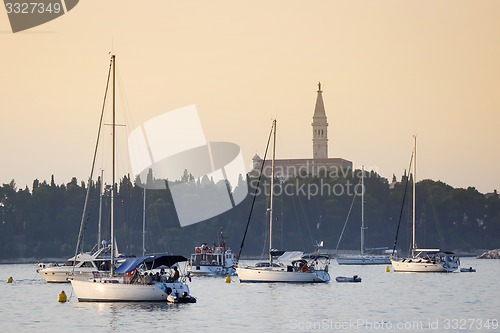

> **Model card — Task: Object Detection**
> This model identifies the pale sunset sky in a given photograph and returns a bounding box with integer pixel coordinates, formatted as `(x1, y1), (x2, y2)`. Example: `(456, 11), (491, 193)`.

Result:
(1, 1), (499, 194)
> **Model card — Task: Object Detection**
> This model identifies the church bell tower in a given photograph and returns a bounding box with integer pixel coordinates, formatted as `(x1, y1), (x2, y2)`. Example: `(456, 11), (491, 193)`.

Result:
(312, 82), (329, 159)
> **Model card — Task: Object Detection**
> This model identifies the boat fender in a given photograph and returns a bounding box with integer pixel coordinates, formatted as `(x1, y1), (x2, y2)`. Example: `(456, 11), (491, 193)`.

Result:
(58, 290), (67, 303)
(385, 266), (390, 272)
(225, 276), (231, 283)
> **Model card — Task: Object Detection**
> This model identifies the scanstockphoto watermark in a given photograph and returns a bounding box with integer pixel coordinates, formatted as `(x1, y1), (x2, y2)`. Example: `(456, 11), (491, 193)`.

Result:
(289, 318), (499, 331)
(253, 161), (379, 181)
(290, 319), (429, 331)
(249, 178), (364, 200)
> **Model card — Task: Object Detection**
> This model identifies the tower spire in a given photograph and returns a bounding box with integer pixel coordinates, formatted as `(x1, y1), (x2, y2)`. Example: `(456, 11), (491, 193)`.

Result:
(312, 82), (329, 159)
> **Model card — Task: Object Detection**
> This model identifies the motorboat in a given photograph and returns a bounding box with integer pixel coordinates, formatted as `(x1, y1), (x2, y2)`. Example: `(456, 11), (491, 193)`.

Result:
(187, 229), (237, 276)
(37, 245), (113, 283)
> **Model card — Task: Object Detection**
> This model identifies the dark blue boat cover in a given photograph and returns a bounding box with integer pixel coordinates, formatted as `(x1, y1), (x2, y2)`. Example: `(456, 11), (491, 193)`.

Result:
(115, 255), (188, 274)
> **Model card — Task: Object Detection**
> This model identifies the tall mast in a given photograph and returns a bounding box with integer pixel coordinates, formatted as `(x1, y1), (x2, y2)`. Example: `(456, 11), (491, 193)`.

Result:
(98, 169), (103, 249)
(269, 119), (276, 265)
(219, 227), (226, 267)
(360, 166), (365, 256)
(411, 135), (417, 258)
(142, 187), (146, 257)
(110, 54), (116, 276)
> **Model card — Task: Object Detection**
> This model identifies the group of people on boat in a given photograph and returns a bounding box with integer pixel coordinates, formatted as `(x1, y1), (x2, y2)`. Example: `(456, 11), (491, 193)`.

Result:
(400, 254), (460, 266)
(287, 259), (314, 273)
(125, 266), (180, 285)
(195, 243), (227, 254)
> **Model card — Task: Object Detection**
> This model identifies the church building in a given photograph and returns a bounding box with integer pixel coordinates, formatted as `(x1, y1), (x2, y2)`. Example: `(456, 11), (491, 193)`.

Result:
(251, 83), (352, 179)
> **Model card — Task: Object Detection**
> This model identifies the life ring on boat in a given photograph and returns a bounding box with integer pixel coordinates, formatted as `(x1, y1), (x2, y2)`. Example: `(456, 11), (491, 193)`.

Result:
(207, 248), (213, 254)
(301, 265), (309, 272)
(195, 247), (202, 254)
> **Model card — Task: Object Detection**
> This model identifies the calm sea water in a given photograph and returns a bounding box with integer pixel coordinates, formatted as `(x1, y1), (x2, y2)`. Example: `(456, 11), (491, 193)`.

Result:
(1, 258), (499, 333)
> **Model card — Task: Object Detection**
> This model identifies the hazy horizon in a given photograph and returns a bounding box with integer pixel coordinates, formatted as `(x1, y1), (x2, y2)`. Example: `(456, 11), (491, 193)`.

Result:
(1, 1), (499, 194)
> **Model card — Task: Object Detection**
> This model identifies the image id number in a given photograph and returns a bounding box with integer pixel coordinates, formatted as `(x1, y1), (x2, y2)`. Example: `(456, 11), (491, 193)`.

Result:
(443, 319), (499, 330)
(5, 2), (62, 14)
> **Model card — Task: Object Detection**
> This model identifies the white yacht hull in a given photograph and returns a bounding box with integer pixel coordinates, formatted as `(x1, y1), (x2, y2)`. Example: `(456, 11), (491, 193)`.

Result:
(187, 244), (237, 276)
(38, 267), (99, 283)
(236, 267), (330, 283)
(70, 279), (191, 302)
(391, 259), (458, 273)
(188, 265), (235, 276)
(336, 255), (391, 265)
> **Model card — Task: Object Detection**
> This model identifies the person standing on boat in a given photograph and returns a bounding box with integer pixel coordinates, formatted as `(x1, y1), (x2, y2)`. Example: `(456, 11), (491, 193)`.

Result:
(145, 272), (153, 285)
(173, 266), (180, 281)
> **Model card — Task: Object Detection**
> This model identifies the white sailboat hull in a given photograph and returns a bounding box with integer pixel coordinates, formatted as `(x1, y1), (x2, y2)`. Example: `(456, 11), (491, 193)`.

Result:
(336, 255), (391, 265)
(391, 259), (458, 273)
(70, 279), (191, 302)
(236, 266), (330, 283)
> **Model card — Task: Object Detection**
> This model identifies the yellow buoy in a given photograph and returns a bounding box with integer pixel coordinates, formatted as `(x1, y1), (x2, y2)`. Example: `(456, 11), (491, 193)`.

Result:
(385, 266), (391, 272)
(58, 290), (67, 303)
(224, 276), (231, 283)
(7, 277), (13, 283)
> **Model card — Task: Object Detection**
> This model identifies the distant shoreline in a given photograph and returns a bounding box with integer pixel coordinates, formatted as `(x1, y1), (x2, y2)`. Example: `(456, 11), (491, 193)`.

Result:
(0, 249), (491, 265)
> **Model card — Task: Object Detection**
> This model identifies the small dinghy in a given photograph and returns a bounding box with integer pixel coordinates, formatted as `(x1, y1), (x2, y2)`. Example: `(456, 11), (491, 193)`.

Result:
(335, 275), (362, 283)
(460, 267), (476, 273)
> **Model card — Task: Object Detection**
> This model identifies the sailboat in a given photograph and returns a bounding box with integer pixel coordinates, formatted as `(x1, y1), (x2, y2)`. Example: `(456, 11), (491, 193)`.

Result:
(391, 136), (459, 273)
(235, 120), (331, 283)
(336, 166), (391, 265)
(70, 55), (196, 302)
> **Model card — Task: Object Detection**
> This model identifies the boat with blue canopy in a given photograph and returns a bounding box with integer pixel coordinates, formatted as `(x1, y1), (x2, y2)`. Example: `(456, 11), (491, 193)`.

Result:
(70, 55), (196, 303)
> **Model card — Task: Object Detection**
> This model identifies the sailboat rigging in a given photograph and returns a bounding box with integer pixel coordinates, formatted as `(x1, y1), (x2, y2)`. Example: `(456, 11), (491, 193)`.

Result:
(70, 55), (196, 302)
(336, 166), (391, 265)
(37, 68), (116, 283)
(235, 120), (331, 283)
(390, 136), (459, 273)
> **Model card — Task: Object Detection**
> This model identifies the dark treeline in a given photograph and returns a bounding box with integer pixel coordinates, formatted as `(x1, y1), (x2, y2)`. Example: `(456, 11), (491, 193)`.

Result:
(1, 170), (499, 260)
